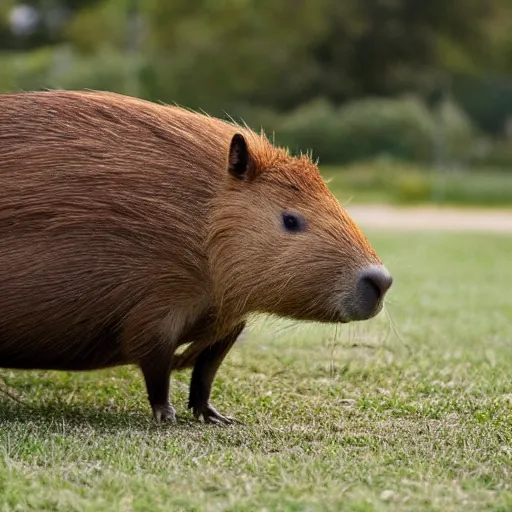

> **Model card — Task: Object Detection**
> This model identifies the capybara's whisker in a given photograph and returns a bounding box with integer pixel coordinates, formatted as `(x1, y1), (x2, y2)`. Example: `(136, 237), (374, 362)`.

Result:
(384, 304), (410, 355)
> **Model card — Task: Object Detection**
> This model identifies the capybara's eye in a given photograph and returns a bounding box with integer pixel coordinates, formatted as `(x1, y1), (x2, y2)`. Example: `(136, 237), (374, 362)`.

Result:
(282, 212), (305, 233)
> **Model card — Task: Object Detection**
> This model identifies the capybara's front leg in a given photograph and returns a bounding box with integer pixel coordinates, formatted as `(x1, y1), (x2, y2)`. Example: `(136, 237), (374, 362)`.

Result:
(188, 323), (245, 424)
(139, 350), (176, 423)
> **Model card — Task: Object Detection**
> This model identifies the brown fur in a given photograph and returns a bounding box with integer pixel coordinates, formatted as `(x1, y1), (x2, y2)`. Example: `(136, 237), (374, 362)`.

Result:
(0, 90), (389, 422)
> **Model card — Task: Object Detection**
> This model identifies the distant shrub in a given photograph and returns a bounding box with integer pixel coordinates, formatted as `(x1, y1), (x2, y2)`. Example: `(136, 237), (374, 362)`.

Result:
(334, 97), (437, 164)
(0, 47), (54, 92)
(453, 75), (512, 136)
(224, 104), (283, 139)
(394, 172), (433, 203)
(269, 96), (480, 166)
(49, 47), (147, 97)
(0, 46), (150, 100)
(434, 98), (478, 163)
(0, 48), (484, 169)
(274, 98), (344, 162)
(272, 96), (438, 164)
(323, 158), (512, 207)
(469, 137), (512, 169)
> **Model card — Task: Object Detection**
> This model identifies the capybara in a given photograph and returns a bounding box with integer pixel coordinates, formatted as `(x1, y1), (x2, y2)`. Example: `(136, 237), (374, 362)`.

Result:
(0, 90), (392, 424)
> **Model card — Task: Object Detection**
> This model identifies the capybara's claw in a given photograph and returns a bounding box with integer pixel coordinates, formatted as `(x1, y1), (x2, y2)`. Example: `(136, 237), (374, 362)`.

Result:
(193, 403), (239, 425)
(152, 403), (176, 424)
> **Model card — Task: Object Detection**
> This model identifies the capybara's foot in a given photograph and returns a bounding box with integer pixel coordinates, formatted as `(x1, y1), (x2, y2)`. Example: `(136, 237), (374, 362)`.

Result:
(192, 402), (239, 425)
(152, 403), (176, 424)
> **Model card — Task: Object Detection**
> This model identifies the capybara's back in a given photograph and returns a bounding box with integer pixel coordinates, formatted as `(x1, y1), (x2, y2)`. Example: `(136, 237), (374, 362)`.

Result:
(0, 91), (222, 370)
(0, 90), (392, 424)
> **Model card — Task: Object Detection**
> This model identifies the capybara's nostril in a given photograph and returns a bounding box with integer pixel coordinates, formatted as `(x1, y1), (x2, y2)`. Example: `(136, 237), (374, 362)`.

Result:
(353, 266), (393, 320)
(360, 266), (393, 298)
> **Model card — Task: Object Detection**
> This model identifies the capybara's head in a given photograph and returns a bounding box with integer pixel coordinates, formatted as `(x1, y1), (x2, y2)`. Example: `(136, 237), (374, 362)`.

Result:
(208, 131), (392, 327)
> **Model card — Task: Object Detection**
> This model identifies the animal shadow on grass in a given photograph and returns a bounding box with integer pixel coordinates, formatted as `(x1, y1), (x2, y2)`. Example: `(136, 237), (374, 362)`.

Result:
(0, 398), (209, 434)
(0, 371), (214, 433)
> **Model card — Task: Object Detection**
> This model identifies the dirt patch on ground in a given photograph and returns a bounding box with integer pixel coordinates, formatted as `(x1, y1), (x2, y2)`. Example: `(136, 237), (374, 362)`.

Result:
(346, 204), (512, 233)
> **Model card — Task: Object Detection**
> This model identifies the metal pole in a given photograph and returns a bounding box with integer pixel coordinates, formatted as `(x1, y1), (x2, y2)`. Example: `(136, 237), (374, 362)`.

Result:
(431, 79), (449, 203)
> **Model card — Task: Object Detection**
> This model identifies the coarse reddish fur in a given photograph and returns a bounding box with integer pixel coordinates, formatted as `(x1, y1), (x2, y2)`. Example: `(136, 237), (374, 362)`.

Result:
(0, 90), (387, 422)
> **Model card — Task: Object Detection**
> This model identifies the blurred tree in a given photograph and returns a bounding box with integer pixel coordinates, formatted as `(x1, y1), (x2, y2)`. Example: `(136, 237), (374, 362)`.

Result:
(0, 0), (510, 137)
(139, 0), (509, 113)
(141, 0), (328, 113)
(0, 0), (103, 50)
(310, 0), (498, 101)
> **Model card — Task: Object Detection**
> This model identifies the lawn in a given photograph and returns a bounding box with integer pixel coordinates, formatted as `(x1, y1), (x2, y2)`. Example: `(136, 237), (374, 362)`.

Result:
(1, 230), (511, 511)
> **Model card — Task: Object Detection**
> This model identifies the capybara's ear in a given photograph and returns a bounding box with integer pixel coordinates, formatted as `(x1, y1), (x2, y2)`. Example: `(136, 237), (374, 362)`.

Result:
(228, 133), (257, 181)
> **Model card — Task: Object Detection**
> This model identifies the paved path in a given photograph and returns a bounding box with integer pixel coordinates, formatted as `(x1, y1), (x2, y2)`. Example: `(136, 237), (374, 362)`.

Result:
(345, 204), (512, 233)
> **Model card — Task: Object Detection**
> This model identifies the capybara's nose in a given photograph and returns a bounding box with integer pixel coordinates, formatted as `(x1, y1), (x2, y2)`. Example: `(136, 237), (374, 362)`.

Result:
(353, 265), (393, 320)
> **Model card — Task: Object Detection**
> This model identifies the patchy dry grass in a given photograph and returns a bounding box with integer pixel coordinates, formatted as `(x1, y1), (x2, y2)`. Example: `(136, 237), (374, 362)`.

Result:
(1, 231), (511, 511)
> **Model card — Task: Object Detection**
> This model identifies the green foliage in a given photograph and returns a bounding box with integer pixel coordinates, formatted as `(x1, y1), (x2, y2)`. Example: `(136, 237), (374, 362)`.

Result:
(273, 97), (478, 166)
(394, 171), (433, 203)
(276, 97), (436, 164)
(335, 97), (437, 163)
(52, 48), (146, 97)
(471, 139), (512, 169)
(323, 160), (512, 206)
(453, 75), (512, 135)
(64, 0), (129, 54)
(0, 47), (146, 98)
(275, 98), (346, 163)
(0, 47), (54, 91)
(435, 98), (478, 162)
(2, 0), (511, 111)
(0, 0), (510, 167)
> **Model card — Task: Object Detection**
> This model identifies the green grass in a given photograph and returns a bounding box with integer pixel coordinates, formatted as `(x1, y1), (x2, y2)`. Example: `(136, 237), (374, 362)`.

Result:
(322, 160), (512, 207)
(1, 231), (512, 511)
